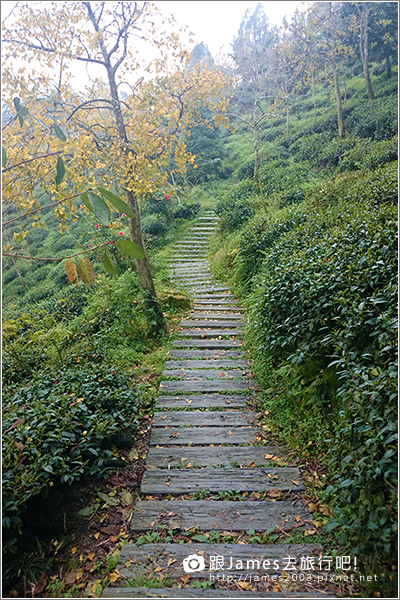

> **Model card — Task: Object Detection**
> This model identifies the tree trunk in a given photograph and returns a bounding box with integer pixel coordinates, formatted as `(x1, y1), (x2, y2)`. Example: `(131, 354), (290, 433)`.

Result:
(126, 189), (167, 337)
(359, 3), (375, 100)
(331, 55), (344, 138)
(12, 257), (27, 291)
(385, 53), (392, 79)
(286, 100), (290, 135)
(312, 73), (317, 120)
(105, 65), (167, 337)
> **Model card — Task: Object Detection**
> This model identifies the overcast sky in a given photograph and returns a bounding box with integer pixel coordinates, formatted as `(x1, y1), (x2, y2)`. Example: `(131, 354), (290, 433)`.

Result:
(155, 1), (306, 58)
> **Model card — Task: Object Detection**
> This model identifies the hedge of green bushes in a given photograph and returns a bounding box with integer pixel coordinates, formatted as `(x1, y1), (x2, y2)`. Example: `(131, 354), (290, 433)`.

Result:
(232, 192), (397, 559)
(2, 364), (146, 554)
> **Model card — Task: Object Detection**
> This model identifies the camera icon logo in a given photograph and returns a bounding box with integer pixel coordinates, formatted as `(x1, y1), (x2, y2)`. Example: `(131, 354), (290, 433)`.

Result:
(182, 554), (206, 573)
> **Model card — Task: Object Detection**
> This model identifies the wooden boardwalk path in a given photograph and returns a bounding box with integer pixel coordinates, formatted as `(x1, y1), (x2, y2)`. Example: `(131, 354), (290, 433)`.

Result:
(101, 212), (335, 598)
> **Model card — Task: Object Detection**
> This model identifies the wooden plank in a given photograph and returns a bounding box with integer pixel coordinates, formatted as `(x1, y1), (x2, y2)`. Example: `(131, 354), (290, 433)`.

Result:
(141, 468), (303, 494)
(152, 410), (255, 427)
(191, 295), (236, 300)
(167, 350), (246, 359)
(159, 380), (248, 392)
(191, 286), (231, 293)
(188, 313), (245, 320)
(102, 589), (332, 598)
(115, 542), (325, 582)
(193, 299), (241, 305)
(156, 394), (252, 410)
(162, 369), (247, 380)
(164, 360), (248, 369)
(149, 426), (263, 446)
(146, 445), (286, 468)
(180, 320), (244, 328)
(172, 340), (244, 349)
(176, 330), (244, 338)
(130, 499), (309, 532)
(169, 270), (211, 275)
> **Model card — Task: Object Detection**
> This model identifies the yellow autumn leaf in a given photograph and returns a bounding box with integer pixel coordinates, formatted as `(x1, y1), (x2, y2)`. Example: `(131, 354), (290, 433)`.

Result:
(108, 570), (121, 583)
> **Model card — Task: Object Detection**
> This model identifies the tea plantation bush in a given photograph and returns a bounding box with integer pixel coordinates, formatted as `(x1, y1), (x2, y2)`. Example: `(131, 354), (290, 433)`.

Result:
(173, 201), (201, 220)
(244, 198), (397, 558)
(2, 364), (146, 553)
(215, 180), (255, 232)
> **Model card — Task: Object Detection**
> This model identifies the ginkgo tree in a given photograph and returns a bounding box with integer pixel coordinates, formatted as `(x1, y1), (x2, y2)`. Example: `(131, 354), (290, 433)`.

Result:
(2, 1), (234, 335)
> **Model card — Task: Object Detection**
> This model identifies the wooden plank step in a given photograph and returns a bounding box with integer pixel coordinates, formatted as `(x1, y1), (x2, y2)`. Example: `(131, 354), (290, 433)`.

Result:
(161, 369), (247, 380)
(191, 294), (236, 300)
(102, 589), (332, 598)
(146, 445), (285, 469)
(152, 410), (255, 427)
(176, 330), (244, 338)
(174, 241), (209, 245)
(180, 320), (244, 328)
(193, 299), (241, 304)
(149, 426), (263, 446)
(191, 286), (231, 292)
(115, 542), (324, 581)
(172, 340), (244, 349)
(169, 268), (211, 274)
(188, 313), (245, 319)
(164, 359), (248, 369)
(156, 394), (251, 409)
(130, 499), (310, 533)
(141, 468), (303, 494)
(159, 380), (248, 392)
(167, 350), (246, 359)
(192, 308), (244, 314)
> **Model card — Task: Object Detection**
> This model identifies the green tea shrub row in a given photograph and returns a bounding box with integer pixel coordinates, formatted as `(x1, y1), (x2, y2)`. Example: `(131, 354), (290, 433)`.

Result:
(2, 364), (145, 553)
(244, 199), (397, 557)
(259, 161), (315, 196)
(345, 96), (398, 140)
(339, 135), (398, 171)
(141, 214), (168, 236)
(215, 180), (255, 232)
(172, 201), (201, 220)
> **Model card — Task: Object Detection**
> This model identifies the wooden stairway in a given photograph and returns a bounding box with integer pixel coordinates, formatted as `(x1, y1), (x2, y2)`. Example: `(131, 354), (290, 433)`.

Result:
(101, 211), (335, 598)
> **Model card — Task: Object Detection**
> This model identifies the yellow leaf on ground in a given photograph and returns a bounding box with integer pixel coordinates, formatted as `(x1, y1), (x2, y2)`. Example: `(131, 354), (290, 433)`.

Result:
(167, 558), (177, 566)
(181, 573), (191, 584)
(108, 571), (121, 583)
(91, 579), (103, 596)
(237, 581), (253, 590)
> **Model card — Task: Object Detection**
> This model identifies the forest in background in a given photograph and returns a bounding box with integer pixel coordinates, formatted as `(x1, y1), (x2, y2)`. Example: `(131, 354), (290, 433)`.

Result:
(2, 1), (398, 597)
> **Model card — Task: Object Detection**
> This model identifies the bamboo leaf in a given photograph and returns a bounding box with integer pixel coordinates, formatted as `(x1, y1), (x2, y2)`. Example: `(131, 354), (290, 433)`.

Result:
(65, 259), (78, 285)
(77, 257), (95, 285)
(55, 156), (65, 187)
(116, 239), (145, 259)
(103, 249), (118, 274)
(97, 187), (135, 219)
(54, 124), (67, 141)
(89, 192), (110, 226)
